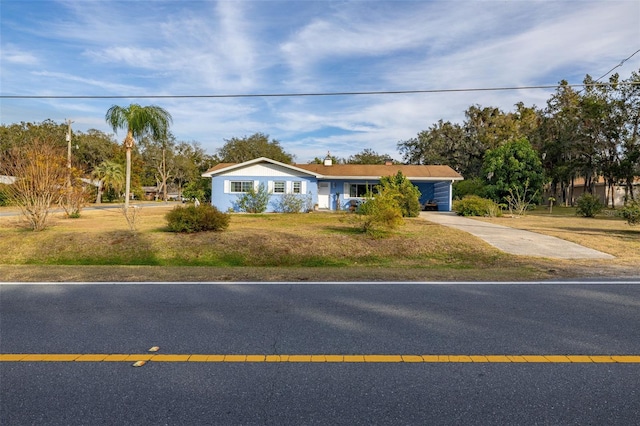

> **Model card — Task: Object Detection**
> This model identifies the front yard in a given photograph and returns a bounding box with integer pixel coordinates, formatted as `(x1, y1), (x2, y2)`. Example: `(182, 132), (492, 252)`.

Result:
(0, 204), (637, 281)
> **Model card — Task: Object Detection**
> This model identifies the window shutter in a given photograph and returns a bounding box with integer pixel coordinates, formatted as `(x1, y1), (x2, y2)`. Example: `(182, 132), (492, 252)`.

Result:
(301, 181), (307, 194)
(254, 180), (259, 191)
(268, 181), (274, 192)
(343, 183), (350, 198)
(286, 181), (292, 194)
(224, 180), (230, 193)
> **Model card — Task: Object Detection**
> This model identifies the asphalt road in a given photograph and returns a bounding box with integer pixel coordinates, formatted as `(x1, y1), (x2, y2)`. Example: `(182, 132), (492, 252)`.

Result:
(1, 282), (639, 425)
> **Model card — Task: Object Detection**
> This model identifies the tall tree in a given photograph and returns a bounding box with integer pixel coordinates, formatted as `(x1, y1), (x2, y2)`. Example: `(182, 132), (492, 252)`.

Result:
(173, 141), (213, 200)
(216, 133), (293, 163)
(538, 80), (582, 205)
(0, 120), (67, 160)
(74, 129), (121, 174)
(482, 138), (545, 205)
(464, 104), (541, 165)
(105, 104), (172, 210)
(139, 132), (177, 201)
(464, 105), (509, 151)
(617, 69), (640, 202)
(585, 74), (627, 206)
(347, 148), (393, 164)
(398, 104), (540, 179)
(397, 120), (474, 175)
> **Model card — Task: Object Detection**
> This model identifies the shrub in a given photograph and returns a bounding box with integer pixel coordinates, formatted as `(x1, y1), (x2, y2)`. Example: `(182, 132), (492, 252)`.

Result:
(575, 193), (603, 218)
(621, 200), (640, 226)
(453, 195), (502, 217)
(236, 183), (270, 213)
(273, 193), (311, 213)
(378, 171), (421, 217)
(453, 177), (487, 199)
(504, 182), (538, 216)
(353, 187), (404, 236)
(2, 138), (68, 231)
(59, 170), (92, 219)
(166, 204), (230, 233)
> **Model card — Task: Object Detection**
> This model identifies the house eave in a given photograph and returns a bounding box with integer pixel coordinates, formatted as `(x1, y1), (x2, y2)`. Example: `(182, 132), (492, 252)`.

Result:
(202, 157), (322, 178)
(318, 175), (464, 181)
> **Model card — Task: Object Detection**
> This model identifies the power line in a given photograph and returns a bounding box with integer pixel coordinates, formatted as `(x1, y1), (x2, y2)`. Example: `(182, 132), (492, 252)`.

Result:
(593, 49), (640, 83)
(1, 82), (638, 100)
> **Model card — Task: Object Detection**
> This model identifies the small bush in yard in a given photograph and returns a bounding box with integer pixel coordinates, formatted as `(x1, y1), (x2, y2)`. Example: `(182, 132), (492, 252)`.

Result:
(353, 187), (404, 236)
(273, 193), (310, 213)
(575, 193), (603, 218)
(378, 171), (422, 217)
(237, 183), (270, 213)
(166, 204), (230, 233)
(453, 195), (501, 217)
(621, 201), (640, 226)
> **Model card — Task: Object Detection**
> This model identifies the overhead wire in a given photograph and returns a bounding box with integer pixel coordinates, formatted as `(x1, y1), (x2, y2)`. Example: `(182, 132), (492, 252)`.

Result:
(592, 49), (640, 83)
(1, 49), (639, 100)
(1, 82), (638, 100)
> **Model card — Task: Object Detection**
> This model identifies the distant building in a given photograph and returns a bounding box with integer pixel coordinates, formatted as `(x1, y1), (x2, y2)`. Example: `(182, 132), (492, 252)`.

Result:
(545, 177), (640, 207)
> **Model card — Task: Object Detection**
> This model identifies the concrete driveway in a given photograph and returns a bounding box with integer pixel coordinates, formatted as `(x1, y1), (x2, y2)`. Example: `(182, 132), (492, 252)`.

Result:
(421, 212), (614, 259)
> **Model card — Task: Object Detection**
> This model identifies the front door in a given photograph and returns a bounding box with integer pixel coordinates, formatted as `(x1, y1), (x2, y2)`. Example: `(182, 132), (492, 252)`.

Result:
(318, 182), (330, 209)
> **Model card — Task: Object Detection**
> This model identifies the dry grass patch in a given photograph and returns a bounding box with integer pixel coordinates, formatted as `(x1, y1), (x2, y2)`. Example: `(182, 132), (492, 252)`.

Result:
(473, 208), (640, 270)
(1, 204), (637, 281)
(1, 206), (508, 268)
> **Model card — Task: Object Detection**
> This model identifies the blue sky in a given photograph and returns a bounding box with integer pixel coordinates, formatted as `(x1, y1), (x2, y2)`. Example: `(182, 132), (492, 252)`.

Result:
(1, 1), (639, 163)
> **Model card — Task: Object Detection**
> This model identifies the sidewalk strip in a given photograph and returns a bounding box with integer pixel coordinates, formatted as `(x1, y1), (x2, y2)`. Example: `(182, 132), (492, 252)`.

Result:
(1, 354), (639, 363)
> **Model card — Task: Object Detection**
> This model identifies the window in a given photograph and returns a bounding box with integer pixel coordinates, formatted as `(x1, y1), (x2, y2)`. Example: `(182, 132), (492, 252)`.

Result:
(230, 181), (253, 193)
(273, 181), (285, 194)
(292, 181), (302, 194)
(349, 183), (376, 197)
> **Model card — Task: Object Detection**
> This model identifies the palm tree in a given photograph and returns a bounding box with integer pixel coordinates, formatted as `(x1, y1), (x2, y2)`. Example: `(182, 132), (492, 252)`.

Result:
(105, 104), (172, 210)
(92, 160), (125, 203)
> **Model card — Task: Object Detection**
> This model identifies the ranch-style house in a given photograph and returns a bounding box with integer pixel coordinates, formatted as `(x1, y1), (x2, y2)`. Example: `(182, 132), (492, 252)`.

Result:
(202, 157), (463, 212)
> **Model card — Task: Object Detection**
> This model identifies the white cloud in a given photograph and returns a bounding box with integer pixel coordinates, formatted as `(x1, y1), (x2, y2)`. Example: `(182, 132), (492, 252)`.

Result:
(1, 45), (39, 65)
(31, 71), (141, 94)
(1, 0), (639, 163)
(85, 46), (166, 69)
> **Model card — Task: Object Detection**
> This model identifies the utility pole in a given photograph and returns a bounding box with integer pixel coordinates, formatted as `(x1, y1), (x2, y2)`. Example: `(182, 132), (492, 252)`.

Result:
(65, 119), (74, 188)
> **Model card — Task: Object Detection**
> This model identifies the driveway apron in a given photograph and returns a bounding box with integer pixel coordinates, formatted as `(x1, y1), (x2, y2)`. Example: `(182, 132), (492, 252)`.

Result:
(421, 212), (614, 259)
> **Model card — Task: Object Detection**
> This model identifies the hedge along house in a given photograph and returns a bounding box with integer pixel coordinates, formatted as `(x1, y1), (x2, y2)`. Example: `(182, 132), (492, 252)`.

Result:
(202, 157), (463, 212)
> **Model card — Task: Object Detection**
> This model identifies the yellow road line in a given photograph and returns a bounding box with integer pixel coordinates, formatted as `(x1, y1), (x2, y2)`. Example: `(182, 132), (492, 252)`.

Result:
(1, 354), (640, 363)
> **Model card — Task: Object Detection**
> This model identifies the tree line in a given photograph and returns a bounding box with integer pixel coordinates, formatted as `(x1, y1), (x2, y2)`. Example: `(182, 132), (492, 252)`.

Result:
(0, 119), (213, 204)
(397, 70), (640, 207)
(0, 122), (400, 208)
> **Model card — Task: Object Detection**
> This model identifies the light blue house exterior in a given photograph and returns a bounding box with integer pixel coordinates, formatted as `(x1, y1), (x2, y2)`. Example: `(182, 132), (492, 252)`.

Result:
(202, 157), (463, 212)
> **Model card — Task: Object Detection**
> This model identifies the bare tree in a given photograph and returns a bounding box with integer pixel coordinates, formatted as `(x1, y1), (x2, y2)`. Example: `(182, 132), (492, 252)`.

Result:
(59, 166), (92, 218)
(1, 138), (68, 230)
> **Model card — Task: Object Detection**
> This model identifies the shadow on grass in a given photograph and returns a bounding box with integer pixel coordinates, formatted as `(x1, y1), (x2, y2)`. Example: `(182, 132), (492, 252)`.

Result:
(324, 226), (365, 235)
(26, 231), (162, 266)
(554, 226), (639, 238)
